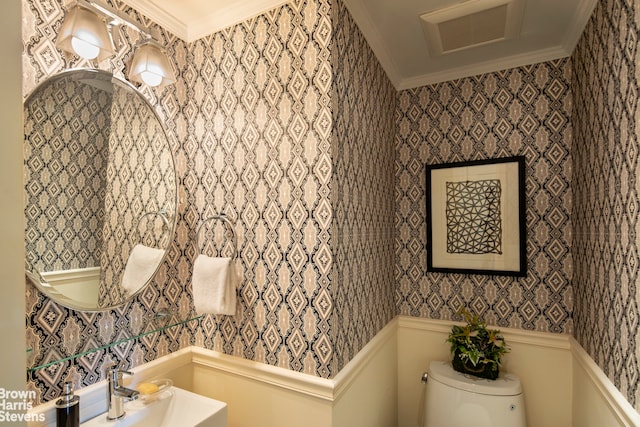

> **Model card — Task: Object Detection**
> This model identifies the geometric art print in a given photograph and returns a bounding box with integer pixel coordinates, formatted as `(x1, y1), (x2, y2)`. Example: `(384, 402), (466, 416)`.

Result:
(446, 179), (502, 254)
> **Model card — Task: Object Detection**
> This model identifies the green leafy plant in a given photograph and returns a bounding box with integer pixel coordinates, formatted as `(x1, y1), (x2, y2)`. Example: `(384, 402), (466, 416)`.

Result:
(446, 307), (509, 379)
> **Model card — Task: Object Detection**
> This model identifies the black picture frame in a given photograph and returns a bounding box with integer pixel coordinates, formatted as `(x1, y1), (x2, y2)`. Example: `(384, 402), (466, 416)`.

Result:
(426, 156), (527, 277)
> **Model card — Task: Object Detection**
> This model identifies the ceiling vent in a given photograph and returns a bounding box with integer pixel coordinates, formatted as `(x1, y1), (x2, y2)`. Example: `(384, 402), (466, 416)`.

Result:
(420, 0), (525, 56)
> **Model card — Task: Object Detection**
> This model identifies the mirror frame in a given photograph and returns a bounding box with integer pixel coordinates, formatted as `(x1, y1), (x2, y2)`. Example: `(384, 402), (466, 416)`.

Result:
(24, 68), (177, 311)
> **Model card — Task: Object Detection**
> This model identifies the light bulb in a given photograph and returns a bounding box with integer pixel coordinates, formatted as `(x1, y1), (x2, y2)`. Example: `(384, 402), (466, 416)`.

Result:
(129, 42), (176, 87)
(71, 36), (100, 59)
(140, 71), (163, 87)
(56, 6), (114, 61)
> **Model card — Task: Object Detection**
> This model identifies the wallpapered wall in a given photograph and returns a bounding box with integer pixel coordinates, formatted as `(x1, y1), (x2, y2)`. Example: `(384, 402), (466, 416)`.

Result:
(151, 0), (396, 379)
(24, 0), (396, 402)
(329, 0), (396, 372)
(182, 0), (338, 376)
(395, 60), (574, 333)
(26, 0), (640, 411)
(572, 0), (640, 407)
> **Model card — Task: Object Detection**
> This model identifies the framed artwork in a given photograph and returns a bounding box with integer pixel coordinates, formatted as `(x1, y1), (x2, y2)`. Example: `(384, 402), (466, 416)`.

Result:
(426, 156), (526, 277)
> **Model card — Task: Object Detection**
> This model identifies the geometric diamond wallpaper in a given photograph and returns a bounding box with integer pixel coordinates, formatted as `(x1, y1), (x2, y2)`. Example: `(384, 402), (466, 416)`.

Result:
(22, 0), (640, 413)
(181, 0), (337, 378)
(395, 59), (574, 334)
(330, 0), (396, 373)
(572, 0), (640, 408)
(24, 0), (397, 403)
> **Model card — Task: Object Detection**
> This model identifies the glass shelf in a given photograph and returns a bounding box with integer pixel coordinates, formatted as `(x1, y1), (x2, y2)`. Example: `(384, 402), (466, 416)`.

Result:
(27, 312), (202, 372)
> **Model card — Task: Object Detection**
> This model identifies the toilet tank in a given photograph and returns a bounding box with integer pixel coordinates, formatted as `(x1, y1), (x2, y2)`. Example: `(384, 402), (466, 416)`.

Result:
(424, 361), (526, 427)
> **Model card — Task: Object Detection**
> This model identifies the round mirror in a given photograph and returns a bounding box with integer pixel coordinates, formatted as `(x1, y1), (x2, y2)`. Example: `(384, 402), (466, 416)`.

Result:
(24, 69), (176, 311)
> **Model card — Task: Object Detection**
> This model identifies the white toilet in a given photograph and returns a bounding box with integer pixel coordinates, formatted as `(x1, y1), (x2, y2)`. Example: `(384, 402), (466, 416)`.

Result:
(424, 361), (526, 427)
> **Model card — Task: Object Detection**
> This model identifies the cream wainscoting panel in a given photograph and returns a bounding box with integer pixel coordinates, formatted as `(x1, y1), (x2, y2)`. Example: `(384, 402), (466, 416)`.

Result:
(190, 318), (398, 427)
(397, 316), (572, 427)
(191, 349), (333, 427)
(397, 317), (451, 427)
(571, 337), (640, 427)
(154, 325), (640, 427)
(331, 319), (397, 427)
(28, 319), (640, 427)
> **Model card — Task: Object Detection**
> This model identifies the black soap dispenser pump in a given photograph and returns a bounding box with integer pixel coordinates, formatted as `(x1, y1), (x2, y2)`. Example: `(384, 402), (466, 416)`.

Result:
(56, 382), (79, 427)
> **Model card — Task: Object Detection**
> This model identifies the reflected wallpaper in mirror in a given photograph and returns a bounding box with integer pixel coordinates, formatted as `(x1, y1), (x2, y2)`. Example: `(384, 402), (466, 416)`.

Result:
(24, 69), (176, 311)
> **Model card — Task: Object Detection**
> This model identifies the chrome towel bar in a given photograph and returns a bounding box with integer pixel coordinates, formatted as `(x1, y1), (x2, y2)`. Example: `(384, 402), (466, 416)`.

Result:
(195, 214), (238, 259)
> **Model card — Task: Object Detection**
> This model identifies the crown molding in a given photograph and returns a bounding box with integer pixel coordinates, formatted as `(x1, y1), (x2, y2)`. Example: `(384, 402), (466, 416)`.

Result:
(561, 0), (597, 52)
(123, 0), (290, 42)
(340, 0), (403, 89)
(122, 0), (189, 40)
(188, 0), (290, 42)
(396, 45), (571, 90)
(123, 0), (595, 87)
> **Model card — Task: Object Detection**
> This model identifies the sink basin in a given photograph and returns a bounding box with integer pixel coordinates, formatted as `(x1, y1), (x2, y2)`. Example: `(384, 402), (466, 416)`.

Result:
(81, 386), (227, 426)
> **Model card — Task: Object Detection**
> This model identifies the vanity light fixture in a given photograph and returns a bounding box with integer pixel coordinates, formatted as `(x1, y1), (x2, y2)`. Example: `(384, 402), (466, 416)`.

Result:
(56, 4), (114, 61)
(55, 0), (175, 87)
(128, 40), (176, 87)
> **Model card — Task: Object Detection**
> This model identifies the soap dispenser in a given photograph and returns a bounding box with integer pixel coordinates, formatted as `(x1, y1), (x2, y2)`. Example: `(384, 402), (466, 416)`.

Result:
(56, 382), (79, 427)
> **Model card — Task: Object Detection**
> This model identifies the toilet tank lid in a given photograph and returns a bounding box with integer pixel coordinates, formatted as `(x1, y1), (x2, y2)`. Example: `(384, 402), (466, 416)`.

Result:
(428, 361), (522, 396)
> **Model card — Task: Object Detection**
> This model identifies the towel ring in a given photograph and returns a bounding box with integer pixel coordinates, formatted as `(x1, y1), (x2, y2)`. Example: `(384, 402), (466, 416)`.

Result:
(195, 214), (238, 259)
(137, 209), (170, 242)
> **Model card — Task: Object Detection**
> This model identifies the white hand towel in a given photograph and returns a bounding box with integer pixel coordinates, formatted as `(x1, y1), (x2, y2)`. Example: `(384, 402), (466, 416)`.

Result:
(192, 255), (237, 315)
(122, 244), (165, 296)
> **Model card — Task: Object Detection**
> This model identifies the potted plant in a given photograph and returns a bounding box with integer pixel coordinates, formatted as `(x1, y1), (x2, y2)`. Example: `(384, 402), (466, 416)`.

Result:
(446, 307), (509, 380)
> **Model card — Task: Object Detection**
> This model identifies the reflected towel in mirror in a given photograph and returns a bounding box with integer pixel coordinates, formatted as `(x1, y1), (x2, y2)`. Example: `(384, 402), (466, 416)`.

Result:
(122, 244), (165, 296)
(192, 255), (237, 315)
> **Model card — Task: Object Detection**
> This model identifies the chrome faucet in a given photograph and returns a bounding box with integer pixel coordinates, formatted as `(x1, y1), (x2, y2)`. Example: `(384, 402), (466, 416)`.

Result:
(106, 364), (139, 421)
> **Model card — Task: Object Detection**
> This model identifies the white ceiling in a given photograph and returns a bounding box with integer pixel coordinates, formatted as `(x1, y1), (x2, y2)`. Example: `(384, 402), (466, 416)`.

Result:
(121, 0), (290, 42)
(122, 0), (597, 90)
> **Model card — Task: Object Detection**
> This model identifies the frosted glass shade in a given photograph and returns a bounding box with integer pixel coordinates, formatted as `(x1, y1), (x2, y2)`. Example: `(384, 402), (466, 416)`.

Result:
(128, 42), (176, 87)
(55, 5), (114, 61)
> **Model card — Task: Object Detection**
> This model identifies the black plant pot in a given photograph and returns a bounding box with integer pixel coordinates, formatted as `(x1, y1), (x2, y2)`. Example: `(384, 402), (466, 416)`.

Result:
(452, 349), (499, 380)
